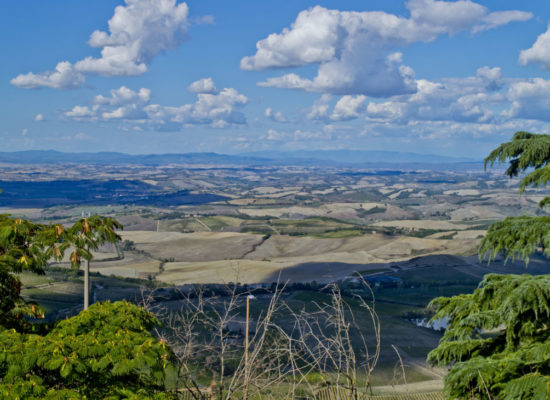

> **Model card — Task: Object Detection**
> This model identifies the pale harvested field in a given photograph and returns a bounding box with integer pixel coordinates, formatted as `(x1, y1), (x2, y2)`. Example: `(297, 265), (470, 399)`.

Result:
(245, 234), (394, 260)
(228, 198), (258, 205)
(256, 190), (306, 198)
(388, 189), (414, 199)
(425, 231), (458, 239)
(239, 206), (321, 218)
(453, 230), (486, 239)
(443, 189), (480, 196)
(156, 257), (391, 285)
(410, 190), (427, 198)
(372, 220), (471, 230)
(238, 202), (385, 218)
(77, 227), (483, 284)
(53, 247), (119, 263)
(203, 215), (243, 227)
(371, 205), (415, 221)
(0, 207), (43, 216)
(449, 206), (504, 221)
(368, 237), (477, 259)
(150, 232), (481, 284)
(251, 186), (302, 194)
(378, 188), (394, 195)
(89, 251), (161, 279)
(90, 261), (160, 279)
(228, 198), (279, 205)
(51, 249), (161, 279)
(120, 231), (264, 261)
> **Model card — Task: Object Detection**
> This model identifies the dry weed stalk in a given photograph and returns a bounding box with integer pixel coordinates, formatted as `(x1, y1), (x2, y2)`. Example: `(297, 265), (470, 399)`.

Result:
(286, 279), (381, 399)
(141, 277), (383, 399)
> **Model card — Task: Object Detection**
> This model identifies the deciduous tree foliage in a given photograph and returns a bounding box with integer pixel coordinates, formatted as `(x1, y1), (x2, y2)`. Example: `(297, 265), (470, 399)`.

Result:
(0, 210), (176, 398)
(0, 301), (177, 399)
(0, 214), (63, 330)
(63, 215), (122, 309)
(428, 131), (550, 399)
(0, 212), (121, 328)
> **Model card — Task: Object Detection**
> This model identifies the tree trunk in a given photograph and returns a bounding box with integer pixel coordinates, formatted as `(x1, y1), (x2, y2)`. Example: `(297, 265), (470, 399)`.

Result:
(84, 258), (90, 310)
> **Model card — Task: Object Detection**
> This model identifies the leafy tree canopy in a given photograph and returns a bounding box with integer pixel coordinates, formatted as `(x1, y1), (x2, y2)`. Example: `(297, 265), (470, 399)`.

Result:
(0, 301), (177, 400)
(0, 199), (172, 398)
(0, 214), (64, 330)
(63, 215), (122, 267)
(0, 212), (122, 329)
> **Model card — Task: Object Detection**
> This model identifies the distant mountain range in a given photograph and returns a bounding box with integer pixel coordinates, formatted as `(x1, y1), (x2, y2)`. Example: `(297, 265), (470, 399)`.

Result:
(0, 150), (266, 165)
(0, 150), (480, 167)
(240, 150), (476, 164)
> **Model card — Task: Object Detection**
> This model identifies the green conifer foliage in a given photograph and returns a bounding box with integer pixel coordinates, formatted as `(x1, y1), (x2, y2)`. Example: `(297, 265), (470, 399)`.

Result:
(428, 274), (550, 399)
(481, 131), (550, 263)
(0, 301), (177, 399)
(428, 131), (550, 399)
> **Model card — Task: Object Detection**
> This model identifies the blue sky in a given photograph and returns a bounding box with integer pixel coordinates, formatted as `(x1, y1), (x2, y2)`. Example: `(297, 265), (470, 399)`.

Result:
(3, 0), (550, 157)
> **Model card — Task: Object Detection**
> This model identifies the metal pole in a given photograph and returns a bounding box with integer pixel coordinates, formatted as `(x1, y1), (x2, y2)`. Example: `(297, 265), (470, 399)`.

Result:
(84, 258), (89, 310)
(244, 296), (250, 400)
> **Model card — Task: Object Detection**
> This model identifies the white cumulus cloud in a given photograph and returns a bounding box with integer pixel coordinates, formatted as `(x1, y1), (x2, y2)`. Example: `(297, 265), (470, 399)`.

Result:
(519, 24), (550, 70)
(331, 95), (366, 121)
(472, 10), (532, 34)
(265, 129), (289, 141)
(307, 94), (332, 121)
(75, 0), (189, 76)
(65, 105), (97, 119)
(94, 86), (152, 106)
(365, 67), (503, 124)
(504, 78), (550, 121)
(264, 107), (289, 123)
(34, 114), (45, 122)
(145, 88), (248, 128)
(12, 0), (190, 89)
(188, 78), (218, 93)
(244, 2), (531, 96)
(11, 62), (85, 90)
(306, 94), (366, 121)
(65, 80), (248, 129)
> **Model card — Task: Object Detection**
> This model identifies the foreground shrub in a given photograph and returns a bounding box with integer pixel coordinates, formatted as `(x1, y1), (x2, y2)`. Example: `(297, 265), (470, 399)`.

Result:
(0, 301), (177, 400)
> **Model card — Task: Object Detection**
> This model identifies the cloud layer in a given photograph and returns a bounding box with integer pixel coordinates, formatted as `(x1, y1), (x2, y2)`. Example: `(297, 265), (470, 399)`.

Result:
(64, 79), (248, 129)
(294, 66), (550, 134)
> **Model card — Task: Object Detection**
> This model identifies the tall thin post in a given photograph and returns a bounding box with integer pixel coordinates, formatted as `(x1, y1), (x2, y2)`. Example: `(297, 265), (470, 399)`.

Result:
(244, 295), (250, 400)
(84, 258), (90, 310)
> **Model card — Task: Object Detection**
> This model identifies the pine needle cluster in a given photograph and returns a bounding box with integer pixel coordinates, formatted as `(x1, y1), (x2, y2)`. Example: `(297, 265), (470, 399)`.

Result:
(428, 131), (550, 399)
(428, 274), (550, 399)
